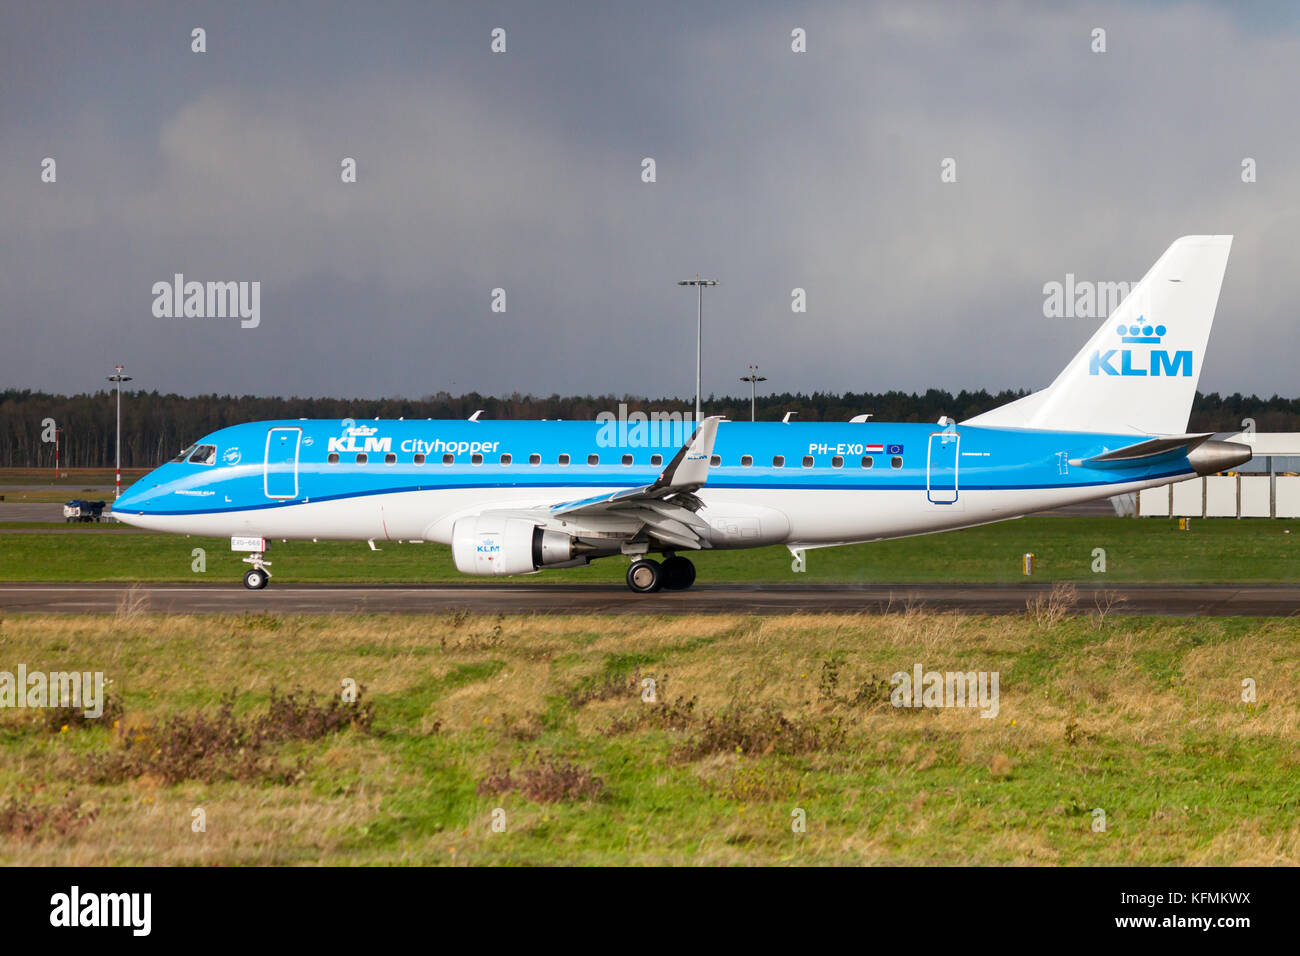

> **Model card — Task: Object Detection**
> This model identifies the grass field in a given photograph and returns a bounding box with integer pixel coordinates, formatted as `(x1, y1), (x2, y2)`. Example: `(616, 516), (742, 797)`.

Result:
(1, 516), (1297, 584)
(1, 609), (1296, 865)
(0, 468), (147, 488)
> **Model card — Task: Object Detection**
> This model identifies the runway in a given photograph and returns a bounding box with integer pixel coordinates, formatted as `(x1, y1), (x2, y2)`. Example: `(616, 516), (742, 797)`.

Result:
(1, 582), (1297, 616)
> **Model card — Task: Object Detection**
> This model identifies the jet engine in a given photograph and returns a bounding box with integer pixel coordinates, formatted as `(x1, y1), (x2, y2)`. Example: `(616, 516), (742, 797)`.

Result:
(451, 515), (581, 576)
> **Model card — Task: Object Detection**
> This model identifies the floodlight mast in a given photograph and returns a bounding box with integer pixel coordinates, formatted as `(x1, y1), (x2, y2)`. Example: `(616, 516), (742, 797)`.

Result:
(106, 365), (133, 499)
(740, 365), (768, 422)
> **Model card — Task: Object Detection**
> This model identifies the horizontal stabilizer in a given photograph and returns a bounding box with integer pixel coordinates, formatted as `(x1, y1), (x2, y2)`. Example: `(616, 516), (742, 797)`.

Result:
(1069, 434), (1212, 469)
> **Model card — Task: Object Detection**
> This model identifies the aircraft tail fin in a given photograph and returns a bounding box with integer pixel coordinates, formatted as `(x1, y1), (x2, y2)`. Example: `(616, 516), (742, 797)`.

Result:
(964, 235), (1233, 435)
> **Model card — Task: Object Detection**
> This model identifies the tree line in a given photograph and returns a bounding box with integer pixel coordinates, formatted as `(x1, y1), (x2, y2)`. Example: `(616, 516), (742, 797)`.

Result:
(1, 387), (1296, 468)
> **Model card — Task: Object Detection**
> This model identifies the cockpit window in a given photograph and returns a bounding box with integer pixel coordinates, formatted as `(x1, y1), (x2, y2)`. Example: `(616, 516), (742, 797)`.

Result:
(188, 444), (217, 465)
(172, 444), (198, 463)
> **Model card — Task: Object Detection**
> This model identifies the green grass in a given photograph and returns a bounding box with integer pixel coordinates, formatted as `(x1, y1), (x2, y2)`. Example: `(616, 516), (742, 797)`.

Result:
(1, 611), (1296, 864)
(1, 516), (1297, 583)
(0, 468), (147, 487)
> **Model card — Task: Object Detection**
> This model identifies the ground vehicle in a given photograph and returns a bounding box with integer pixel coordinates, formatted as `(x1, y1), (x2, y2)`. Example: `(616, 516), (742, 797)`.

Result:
(63, 499), (106, 523)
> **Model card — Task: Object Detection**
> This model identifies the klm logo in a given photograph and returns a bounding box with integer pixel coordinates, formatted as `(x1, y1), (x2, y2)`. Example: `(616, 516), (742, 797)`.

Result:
(476, 538), (501, 554)
(1088, 317), (1192, 377)
(326, 425), (392, 455)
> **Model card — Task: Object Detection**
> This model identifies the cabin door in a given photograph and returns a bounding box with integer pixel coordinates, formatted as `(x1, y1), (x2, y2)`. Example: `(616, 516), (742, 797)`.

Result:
(927, 431), (960, 504)
(264, 427), (301, 499)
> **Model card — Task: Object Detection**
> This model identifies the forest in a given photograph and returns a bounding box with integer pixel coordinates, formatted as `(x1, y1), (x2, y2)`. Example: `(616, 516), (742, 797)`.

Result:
(2, 387), (1296, 467)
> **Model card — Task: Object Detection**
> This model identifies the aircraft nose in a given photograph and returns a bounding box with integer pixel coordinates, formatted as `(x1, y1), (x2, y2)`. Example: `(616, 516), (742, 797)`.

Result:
(111, 471), (158, 513)
(110, 486), (140, 513)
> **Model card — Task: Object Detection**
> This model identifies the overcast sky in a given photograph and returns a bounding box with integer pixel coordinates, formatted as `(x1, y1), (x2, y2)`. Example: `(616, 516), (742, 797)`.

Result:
(3, 0), (1298, 401)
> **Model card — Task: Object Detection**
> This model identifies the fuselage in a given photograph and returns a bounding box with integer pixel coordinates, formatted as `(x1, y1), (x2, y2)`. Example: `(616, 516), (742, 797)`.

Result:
(112, 418), (1201, 549)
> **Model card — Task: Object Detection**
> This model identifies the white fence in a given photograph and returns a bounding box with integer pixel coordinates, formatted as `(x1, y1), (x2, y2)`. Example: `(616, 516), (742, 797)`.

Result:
(1138, 475), (1300, 518)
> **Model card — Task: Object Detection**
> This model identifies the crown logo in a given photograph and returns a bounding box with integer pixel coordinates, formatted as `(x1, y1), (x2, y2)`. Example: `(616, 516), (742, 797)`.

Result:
(1116, 315), (1166, 344)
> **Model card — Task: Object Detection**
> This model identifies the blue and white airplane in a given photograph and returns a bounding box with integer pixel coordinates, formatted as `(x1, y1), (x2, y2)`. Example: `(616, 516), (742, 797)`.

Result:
(113, 236), (1250, 593)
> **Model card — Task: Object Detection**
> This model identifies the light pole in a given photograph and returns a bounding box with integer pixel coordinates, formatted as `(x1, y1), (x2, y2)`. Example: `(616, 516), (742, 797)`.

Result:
(740, 365), (767, 422)
(107, 365), (132, 499)
(677, 277), (718, 425)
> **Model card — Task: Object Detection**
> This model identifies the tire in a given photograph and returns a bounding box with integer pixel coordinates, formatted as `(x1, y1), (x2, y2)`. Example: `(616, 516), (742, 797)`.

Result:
(660, 555), (696, 590)
(626, 558), (663, 594)
(243, 568), (269, 590)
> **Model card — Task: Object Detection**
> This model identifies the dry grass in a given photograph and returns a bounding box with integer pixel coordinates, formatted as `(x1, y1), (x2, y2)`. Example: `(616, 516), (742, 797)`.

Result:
(0, 610), (1296, 864)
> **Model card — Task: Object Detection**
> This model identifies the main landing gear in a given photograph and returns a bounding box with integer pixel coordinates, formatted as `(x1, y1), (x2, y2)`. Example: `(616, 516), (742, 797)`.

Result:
(242, 552), (272, 590)
(625, 555), (696, 594)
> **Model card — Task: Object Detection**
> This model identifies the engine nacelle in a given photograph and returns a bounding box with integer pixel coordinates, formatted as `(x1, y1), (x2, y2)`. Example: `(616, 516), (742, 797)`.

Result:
(451, 515), (577, 576)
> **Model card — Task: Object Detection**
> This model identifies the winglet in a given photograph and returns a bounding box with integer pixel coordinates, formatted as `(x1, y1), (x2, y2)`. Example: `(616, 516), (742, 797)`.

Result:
(653, 415), (722, 493)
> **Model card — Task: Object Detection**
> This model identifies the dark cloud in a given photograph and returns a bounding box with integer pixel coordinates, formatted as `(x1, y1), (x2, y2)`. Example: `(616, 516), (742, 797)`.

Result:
(3, 1), (1297, 400)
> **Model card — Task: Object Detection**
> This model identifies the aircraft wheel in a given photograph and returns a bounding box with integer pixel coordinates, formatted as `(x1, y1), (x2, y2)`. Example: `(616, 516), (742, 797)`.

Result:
(626, 559), (663, 594)
(243, 568), (270, 590)
(660, 555), (696, 590)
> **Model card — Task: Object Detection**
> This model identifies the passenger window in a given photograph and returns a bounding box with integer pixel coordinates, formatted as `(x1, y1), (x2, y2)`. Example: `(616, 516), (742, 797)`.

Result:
(529, 454), (541, 466)
(891, 456), (903, 469)
(413, 453), (425, 465)
(328, 452), (339, 465)
(384, 453), (396, 465)
(356, 453), (368, 464)
(501, 453), (512, 465)
(442, 453), (454, 465)
(622, 454), (633, 466)
(559, 454), (570, 466)
(471, 453), (483, 465)
(802, 456), (814, 467)
(188, 445), (216, 465)
(587, 454), (599, 466)
(710, 455), (721, 466)
(832, 456), (843, 468)
(741, 455), (753, 467)
(861, 456), (873, 469)
(773, 455), (785, 467)
(650, 454), (663, 466)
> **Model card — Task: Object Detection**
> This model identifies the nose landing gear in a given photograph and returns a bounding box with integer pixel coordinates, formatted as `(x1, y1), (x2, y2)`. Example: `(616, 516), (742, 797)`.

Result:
(242, 552), (272, 590)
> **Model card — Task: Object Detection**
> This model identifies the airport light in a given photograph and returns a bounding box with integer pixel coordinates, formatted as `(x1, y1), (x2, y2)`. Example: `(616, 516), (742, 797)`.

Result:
(106, 365), (132, 499)
(677, 277), (719, 426)
(740, 365), (767, 422)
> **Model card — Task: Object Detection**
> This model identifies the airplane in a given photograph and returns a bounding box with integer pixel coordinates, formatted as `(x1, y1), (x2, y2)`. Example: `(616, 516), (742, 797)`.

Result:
(112, 235), (1250, 594)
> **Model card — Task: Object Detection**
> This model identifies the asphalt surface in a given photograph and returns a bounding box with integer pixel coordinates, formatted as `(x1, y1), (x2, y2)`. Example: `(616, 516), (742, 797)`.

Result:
(0, 502), (74, 521)
(0, 582), (1296, 616)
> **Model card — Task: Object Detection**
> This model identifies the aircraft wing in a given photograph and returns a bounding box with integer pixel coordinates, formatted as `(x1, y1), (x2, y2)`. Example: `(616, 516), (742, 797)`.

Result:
(550, 415), (721, 516)
(542, 415), (722, 550)
(463, 416), (723, 552)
